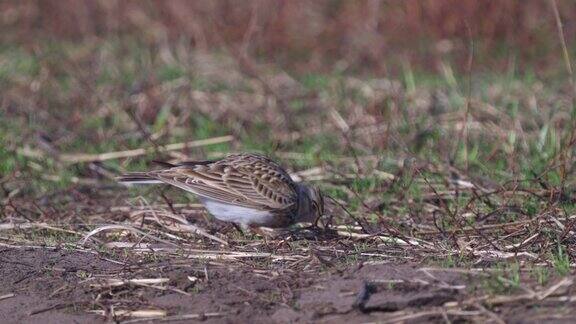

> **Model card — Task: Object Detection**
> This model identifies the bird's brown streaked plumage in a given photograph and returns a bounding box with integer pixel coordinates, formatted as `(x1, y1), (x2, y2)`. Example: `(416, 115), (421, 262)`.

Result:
(118, 153), (324, 228)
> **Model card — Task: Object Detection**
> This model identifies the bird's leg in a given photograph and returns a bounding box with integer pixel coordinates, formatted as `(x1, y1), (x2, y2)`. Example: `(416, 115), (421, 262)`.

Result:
(250, 225), (284, 246)
(230, 223), (256, 240)
(248, 225), (265, 238)
(235, 223), (268, 240)
(232, 223), (245, 234)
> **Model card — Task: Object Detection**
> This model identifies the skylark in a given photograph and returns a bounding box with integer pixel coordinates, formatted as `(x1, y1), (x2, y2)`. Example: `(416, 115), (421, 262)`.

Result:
(118, 153), (325, 230)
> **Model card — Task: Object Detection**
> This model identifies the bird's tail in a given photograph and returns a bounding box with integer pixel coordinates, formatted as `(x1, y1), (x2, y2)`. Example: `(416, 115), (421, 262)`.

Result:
(116, 172), (163, 185)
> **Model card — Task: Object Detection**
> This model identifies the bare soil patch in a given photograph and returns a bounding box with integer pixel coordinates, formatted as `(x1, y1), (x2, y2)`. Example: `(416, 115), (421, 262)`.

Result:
(1, 245), (574, 323)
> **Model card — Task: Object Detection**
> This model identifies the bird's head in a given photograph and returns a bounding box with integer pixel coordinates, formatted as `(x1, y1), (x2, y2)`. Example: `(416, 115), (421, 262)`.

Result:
(296, 184), (325, 224)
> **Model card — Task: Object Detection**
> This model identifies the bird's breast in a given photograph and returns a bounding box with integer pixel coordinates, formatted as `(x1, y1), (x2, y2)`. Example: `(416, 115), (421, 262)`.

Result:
(202, 199), (277, 226)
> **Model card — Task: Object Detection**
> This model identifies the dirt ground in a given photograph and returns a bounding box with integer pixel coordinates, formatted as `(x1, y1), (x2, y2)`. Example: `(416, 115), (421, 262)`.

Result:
(1, 189), (575, 324)
(1, 245), (574, 324)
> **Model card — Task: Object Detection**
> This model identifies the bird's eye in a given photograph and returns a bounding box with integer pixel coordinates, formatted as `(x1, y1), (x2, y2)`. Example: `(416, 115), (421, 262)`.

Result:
(312, 201), (319, 212)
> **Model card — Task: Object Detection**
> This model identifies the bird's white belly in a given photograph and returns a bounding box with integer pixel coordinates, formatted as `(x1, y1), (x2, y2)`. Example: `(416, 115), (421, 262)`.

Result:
(202, 200), (273, 226)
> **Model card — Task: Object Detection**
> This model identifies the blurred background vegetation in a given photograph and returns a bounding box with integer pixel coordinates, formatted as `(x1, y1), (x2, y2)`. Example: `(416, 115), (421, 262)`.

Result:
(2, 1), (576, 74)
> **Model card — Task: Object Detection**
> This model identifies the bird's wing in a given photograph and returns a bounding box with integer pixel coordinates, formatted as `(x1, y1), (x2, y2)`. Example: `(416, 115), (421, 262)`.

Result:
(150, 154), (297, 210)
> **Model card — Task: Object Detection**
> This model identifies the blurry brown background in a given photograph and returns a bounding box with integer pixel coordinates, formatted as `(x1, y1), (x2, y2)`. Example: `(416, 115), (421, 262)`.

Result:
(2, 0), (575, 74)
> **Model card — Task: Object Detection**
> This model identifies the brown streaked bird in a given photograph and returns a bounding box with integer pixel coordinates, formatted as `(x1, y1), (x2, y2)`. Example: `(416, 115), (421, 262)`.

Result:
(117, 153), (325, 230)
